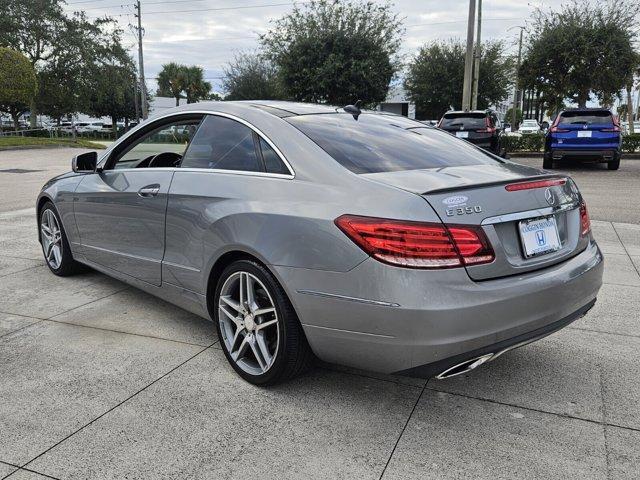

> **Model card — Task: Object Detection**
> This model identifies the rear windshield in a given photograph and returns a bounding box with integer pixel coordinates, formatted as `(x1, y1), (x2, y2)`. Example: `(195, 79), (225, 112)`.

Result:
(559, 111), (613, 125)
(286, 114), (499, 174)
(440, 113), (487, 129)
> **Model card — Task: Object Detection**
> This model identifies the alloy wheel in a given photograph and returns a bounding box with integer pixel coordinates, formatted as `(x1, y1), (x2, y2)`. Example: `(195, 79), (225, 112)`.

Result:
(218, 271), (279, 376)
(41, 209), (63, 270)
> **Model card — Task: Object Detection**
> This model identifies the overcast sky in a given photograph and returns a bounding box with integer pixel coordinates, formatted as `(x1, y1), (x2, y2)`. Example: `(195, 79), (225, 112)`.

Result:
(65, 0), (552, 94)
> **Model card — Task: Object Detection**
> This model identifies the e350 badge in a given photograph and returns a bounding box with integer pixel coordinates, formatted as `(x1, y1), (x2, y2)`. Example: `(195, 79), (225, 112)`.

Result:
(442, 195), (483, 217)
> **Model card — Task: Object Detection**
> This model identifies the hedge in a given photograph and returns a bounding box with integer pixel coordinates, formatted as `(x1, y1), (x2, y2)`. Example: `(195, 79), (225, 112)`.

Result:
(503, 133), (640, 153)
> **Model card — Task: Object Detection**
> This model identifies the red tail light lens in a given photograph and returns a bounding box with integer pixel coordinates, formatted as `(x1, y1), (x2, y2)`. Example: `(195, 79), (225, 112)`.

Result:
(505, 178), (566, 191)
(601, 126), (621, 132)
(549, 126), (570, 133)
(334, 215), (494, 269)
(476, 117), (496, 133)
(580, 201), (591, 236)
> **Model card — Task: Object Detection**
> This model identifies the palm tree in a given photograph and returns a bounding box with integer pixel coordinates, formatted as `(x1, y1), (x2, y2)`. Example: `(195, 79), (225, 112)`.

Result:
(182, 66), (212, 104)
(156, 62), (186, 106)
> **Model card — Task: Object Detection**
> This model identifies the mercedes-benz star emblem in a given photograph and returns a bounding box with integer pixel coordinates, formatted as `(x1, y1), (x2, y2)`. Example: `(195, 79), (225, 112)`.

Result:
(545, 188), (556, 206)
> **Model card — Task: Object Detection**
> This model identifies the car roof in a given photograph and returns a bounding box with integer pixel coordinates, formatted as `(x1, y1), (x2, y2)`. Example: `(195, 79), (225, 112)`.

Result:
(158, 100), (343, 118)
(560, 108), (612, 113)
(443, 110), (491, 115)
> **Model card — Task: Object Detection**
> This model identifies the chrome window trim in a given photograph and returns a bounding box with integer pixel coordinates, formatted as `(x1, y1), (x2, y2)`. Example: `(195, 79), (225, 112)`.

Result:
(103, 166), (293, 180)
(481, 202), (578, 225)
(98, 110), (296, 179)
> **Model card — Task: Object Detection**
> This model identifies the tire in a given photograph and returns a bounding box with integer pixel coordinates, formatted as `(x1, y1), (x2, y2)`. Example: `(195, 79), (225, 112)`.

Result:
(39, 201), (85, 276)
(214, 259), (313, 385)
(607, 155), (620, 170)
(543, 151), (554, 169)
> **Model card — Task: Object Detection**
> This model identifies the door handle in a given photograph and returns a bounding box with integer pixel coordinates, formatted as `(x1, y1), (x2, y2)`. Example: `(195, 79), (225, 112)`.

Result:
(138, 184), (160, 197)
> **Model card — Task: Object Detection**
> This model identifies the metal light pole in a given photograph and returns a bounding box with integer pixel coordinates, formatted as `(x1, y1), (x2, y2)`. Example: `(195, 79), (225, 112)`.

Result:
(471, 0), (482, 110)
(508, 26), (525, 129)
(462, 0), (476, 111)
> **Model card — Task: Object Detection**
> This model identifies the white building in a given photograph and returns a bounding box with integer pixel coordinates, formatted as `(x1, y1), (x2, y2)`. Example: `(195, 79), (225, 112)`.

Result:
(376, 86), (416, 119)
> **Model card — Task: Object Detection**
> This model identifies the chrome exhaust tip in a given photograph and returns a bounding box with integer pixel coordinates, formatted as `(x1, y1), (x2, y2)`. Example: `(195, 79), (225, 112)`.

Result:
(435, 353), (494, 380)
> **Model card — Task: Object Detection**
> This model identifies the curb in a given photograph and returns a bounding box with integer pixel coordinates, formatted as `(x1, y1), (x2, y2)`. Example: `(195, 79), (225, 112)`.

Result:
(0, 144), (104, 151)
(508, 152), (640, 160)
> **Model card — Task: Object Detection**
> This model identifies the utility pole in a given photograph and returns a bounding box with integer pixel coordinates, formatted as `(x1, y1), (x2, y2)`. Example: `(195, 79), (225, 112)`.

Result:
(509, 26), (525, 129)
(135, 0), (148, 119)
(461, 0), (476, 111)
(471, 0), (482, 110)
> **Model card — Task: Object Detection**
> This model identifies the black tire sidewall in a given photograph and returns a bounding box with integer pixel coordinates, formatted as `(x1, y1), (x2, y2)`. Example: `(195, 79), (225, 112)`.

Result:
(213, 260), (293, 385)
(40, 202), (75, 276)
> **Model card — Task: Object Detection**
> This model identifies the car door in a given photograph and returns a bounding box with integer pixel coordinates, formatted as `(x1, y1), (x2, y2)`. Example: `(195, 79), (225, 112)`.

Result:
(163, 114), (293, 293)
(74, 115), (202, 286)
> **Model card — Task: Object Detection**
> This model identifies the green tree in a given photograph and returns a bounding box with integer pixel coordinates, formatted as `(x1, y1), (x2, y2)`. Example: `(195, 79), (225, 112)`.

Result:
(520, 0), (638, 108)
(0, 0), (113, 126)
(504, 107), (523, 126)
(83, 40), (137, 135)
(0, 48), (37, 129)
(404, 40), (513, 120)
(182, 66), (212, 104)
(261, 0), (403, 105)
(222, 52), (283, 100)
(156, 62), (187, 106)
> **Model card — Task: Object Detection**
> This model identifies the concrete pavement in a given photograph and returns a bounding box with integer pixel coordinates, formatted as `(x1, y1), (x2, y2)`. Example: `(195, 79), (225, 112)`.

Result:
(0, 148), (639, 479)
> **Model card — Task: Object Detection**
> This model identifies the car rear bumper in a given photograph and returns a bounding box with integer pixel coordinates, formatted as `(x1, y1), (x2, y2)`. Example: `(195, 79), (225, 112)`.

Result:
(549, 148), (620, 160)
(273, 239), (603, 377)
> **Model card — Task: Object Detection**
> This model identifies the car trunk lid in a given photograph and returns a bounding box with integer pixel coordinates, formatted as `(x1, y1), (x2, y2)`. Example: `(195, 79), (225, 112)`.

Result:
(362, 163), (587, 280)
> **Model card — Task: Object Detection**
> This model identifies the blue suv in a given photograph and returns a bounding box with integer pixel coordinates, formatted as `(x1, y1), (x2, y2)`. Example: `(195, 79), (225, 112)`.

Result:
(544, 108), (622, 170)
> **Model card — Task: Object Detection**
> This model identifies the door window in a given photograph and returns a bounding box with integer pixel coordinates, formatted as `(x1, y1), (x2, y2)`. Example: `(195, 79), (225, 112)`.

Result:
(181, 114), (290, 175)
(112, 119), (201, 169)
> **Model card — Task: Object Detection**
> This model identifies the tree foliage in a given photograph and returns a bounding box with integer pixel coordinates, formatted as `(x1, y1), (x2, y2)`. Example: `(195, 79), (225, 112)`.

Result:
(222, 52), (283, 100)
(404, 40), (513, 120)
(82, 37), (137, 133)
(156, 63), (212, 105)
(0, 0), (117, 126)
(519, 0), (639, 108)
(0, 47), (37, 129)
(261, 0), (403, 105)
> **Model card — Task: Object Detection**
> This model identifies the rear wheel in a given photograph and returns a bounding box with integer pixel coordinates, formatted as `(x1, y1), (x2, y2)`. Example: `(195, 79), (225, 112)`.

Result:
(39, 202), (84, 276)
(607, 155), (620, 170)
(214, 260), (313, 385)
(543, 151), (553, 169)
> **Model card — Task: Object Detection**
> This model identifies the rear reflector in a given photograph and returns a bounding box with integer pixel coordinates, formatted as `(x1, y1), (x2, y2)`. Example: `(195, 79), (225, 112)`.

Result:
(580, 201), (591, 236)
(505, 178), (566, 191)
(335, 215), (494, 269)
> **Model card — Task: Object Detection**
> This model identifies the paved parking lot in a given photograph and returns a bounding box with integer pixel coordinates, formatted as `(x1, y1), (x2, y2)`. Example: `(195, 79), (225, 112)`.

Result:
(1, 148), (639, 479)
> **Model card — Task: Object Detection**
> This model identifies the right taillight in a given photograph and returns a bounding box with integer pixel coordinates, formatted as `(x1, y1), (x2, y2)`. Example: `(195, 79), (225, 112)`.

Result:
(580, 201), (591, 236)
(334, 215), (494, 269)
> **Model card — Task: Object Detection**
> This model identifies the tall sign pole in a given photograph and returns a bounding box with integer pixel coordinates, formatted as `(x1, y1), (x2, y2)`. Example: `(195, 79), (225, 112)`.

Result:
(471, 0), (482, 110)
(461, 0), (476, 111)
(136, 0), (149, 119)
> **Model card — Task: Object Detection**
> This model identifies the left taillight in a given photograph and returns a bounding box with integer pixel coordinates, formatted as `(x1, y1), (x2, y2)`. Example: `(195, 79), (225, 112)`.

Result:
(334, 215), (494, 269)
(580, 201), (591, 236)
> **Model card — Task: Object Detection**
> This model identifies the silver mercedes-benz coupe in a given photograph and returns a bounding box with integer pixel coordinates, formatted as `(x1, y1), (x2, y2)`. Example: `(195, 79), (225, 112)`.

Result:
(37, 101), (603, 385)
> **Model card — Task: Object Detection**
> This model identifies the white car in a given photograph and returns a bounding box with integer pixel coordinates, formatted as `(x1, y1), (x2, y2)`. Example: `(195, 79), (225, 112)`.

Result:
(519, 120), (541, 135)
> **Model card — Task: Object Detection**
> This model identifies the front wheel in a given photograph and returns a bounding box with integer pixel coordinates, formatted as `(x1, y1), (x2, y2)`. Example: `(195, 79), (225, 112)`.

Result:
(214, 260), (313, 385)
(39, 202), (85, 276)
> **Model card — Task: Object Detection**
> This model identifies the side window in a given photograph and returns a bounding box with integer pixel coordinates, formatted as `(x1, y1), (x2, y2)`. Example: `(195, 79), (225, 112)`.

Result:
(258, 137), (290, 175)
(181, 115), (262, 172)
(112, 120), (200, 169)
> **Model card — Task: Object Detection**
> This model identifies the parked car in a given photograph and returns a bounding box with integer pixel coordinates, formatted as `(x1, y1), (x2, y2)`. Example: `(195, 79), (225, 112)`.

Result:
(37, 101), (603, 385)
(544, 108), (622, 170)
(438, 110), (505, 156)
(519, 119), (541, 135)
(76, 122), (104, 133)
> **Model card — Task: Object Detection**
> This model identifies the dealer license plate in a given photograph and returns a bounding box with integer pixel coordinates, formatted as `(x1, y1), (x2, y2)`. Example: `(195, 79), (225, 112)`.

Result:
(455, 131), (469, 138)
(577, 130), (592, 138)
(519, 216), (561, 258)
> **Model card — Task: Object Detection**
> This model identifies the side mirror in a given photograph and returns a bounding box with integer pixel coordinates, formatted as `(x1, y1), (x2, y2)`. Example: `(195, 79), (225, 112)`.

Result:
(72, 151), (97, 173)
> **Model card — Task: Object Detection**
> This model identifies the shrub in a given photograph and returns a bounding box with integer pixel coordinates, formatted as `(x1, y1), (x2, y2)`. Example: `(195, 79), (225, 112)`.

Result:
(622, 133), (640, 153)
